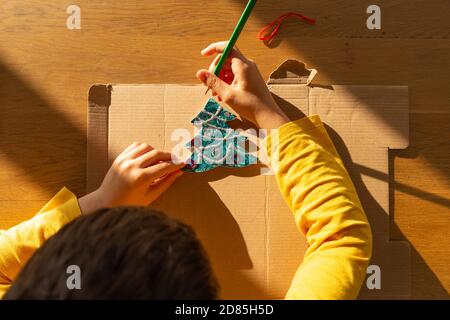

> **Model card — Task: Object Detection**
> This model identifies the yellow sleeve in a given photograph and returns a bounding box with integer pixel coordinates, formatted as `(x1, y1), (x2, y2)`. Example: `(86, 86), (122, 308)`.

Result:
(265, 115), (372, 300)
(0, 187), (82, 298)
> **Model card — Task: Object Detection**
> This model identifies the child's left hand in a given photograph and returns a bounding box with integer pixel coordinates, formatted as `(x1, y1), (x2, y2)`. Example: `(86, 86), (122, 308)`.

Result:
(78, 142), (185, 215)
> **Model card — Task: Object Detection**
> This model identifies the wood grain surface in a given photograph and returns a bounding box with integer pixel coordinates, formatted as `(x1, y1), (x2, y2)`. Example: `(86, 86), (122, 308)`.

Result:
(0, 0), (448, 299)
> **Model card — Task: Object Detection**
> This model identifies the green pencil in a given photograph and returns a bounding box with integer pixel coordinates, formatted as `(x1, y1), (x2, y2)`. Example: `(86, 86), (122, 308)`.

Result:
(206, 0), (257, 94)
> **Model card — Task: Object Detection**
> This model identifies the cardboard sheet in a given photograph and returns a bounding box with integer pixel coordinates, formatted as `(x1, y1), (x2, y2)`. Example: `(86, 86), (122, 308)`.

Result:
(87, 61), (410, 299)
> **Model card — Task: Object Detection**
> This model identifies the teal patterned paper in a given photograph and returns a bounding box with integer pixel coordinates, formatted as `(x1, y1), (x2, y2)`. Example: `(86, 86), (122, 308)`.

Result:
(183, 98), (257, 173)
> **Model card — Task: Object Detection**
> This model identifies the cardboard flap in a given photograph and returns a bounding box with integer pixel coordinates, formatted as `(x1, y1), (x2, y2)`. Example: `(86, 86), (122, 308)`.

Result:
(267, 60), (317, 85)
(309, 85), (410, 149)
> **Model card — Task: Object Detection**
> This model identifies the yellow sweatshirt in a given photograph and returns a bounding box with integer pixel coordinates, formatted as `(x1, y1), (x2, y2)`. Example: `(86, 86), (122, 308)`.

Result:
(0, 115), (372, 299)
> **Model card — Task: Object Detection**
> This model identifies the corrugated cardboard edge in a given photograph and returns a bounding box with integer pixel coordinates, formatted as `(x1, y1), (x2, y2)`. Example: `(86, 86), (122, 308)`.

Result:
(87, 84), (112, 193)
(267, 59), (317, 85)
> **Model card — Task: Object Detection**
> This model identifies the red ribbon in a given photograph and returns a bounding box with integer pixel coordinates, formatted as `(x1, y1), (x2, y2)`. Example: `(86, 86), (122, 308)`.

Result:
(258, 12), (316, 42)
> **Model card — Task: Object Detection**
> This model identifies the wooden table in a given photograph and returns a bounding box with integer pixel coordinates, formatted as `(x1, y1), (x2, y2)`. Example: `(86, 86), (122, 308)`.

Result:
(0, 0), (448, 299)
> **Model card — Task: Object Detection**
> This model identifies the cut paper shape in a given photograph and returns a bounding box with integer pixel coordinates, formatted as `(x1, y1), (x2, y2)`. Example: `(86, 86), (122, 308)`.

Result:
(183, 98), (257, 173)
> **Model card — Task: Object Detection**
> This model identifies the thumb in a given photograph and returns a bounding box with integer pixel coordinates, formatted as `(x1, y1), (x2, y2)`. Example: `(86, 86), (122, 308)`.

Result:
(196, 70), (234, 103)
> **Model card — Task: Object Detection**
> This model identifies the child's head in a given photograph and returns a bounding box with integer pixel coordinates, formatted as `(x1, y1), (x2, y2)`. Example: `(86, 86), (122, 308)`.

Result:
(5, 207), (218, 299)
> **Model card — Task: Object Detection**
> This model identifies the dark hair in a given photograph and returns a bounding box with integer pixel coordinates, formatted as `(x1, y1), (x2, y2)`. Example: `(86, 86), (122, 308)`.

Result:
(5, 207), (218, 300)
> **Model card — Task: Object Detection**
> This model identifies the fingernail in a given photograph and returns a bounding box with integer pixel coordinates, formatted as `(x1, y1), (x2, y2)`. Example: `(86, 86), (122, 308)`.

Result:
(171, 154), (183, 165)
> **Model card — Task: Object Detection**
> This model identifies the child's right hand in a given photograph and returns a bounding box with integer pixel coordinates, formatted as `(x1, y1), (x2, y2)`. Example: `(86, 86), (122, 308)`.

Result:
(196, 41), (290, 130)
